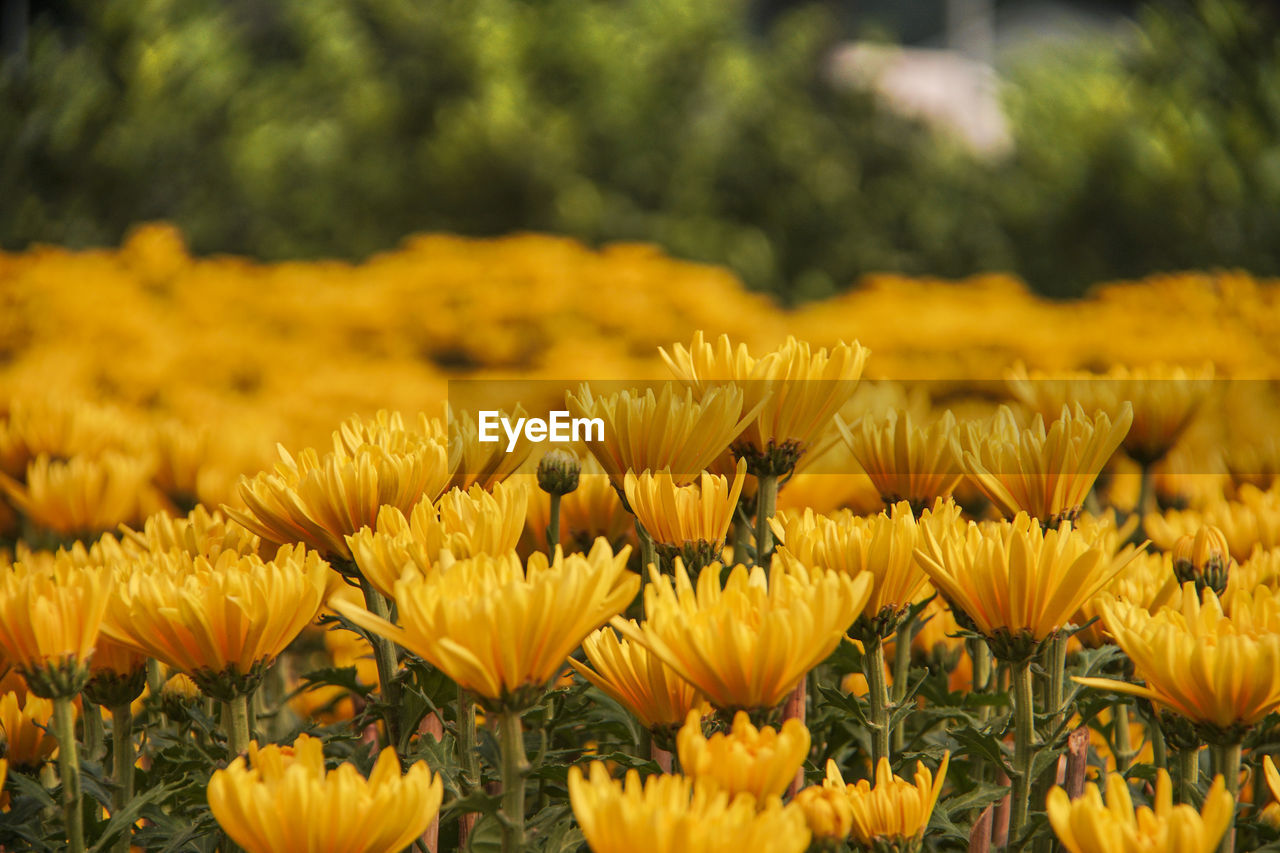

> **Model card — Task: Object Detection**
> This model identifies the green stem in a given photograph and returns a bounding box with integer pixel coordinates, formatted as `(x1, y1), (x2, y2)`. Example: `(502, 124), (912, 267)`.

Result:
(546, 493), (562, 553)
(223, 693), (251, 757)
(635, 519), (657, 577)
(731, 506), (751, 565)
(754, 474), (778, 566)
(891, 616), (913, 755)
(110, 702), (135, 853)
(1131, 462), (1156, 545)
(499, 710), (530, 853)
(358, 576), (403, 752)
(83, 699), (105, 763)
(1046, 632), (1067, 739)
(1178, 747), (1200, 805)
(458, 685), (479, 791)
(1112, 702), (1135, 772)
(1010, 659), (1037, 846)
(1211, 741), (1241, 853)
(53, 695), (85, 853)
(864, 636), (892, 769)
(1152, 719), (1168, 771)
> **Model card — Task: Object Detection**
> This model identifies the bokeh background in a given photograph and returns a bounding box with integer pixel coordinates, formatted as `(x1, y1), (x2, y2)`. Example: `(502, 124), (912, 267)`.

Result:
(3, 0), (1279, 302)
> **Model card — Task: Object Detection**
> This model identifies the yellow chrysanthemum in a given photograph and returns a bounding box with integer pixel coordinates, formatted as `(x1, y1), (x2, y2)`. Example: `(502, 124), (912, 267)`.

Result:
(823, 754), (949, 848)
(1144, 485), (1280, 562)
(1007, 363), (1212, 466)
(1076, 583), (1280, 736)
(836, 409), (963, 512)
(1073, 551), (1179, 648)
(568, 762), (810, 853)
(1171, 525), (1233, 594)
(334, 539), (639, 709)
(915, 513), (1140, 661)
(446, 406), (534, 492)
(102, 545), (329, 699)
(771, 503), (931, 638)
(1262, 756), (1280, 828)
(957, 404), (1132, 526)
(565, 382), (759, 488)
(228, 411), (451, 563)
(662, 332), (869, 476)
(207, 733), (443, 853)
(677, 709), (810, 802)
(0, 561), (110, 697)
(570, 625), (708, 731)
(1046, 769), (1232, 853)
(615, 559), (870, 712)
(624, 459), (747, 560)
(1230, 546), (1280, 595)
(346, 480), (529, 598)
(0, 453), (150, 540)
(0, 690), (59, 767)
(0, 397), (138, 479)
(793, 784), (855, 842)
(118, 505), (260, 560)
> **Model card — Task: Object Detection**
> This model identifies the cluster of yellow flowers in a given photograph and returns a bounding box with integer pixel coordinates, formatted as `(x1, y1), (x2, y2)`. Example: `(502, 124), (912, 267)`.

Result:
(0, 229), (1279, 853)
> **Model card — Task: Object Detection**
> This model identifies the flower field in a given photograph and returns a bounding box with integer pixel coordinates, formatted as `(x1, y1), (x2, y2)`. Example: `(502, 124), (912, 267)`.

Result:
(1, 224), (1280, 852)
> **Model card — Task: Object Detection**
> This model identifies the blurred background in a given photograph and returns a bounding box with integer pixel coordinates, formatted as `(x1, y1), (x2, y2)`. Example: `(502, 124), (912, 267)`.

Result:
(2, 0), (1278, 302)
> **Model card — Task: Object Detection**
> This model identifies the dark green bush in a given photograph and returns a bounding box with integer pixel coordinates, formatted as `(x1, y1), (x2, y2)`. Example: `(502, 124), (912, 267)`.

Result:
(1, 0), (1277, 300)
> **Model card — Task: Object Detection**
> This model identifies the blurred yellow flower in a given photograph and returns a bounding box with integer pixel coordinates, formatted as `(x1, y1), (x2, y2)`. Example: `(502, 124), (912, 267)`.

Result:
(207, 733), (442, 853)
(823, 754), (949, 848)
(793, 784), (854, 843)
(915, 513), (1140, 661)
(836, 409), (963, 512)
(1046, 769), (1231, 853)
(566, 382), (759, 488)
(615, 559), (869, 712)
(662, 332), (869, 476)
(0, 690), (59, 767)
(568, 762), (810, 853)
(624, 459), (746, 562)
(1073, 551), (1179, 648)
(446, 405), (534, 492)
(346, 480), (528, 598)
(957, 404), (1132, 526)
(1171, 524), (1233, 594)
(570, 625), (707, 731)
(228, 411), (451, 563)
(335, 539), (638, 710)
(118, 505), (260, 560)
(0, 562), (110, 697)
(1145, 485), (1280, 562)
(1076, 583), (1280, 736)
(0, 453), (150, 540)
(103, 545), (328, 700)
(772, 503), (930, 639)
(1262, 756), (1280, 827)
(677, 709), (810, 802)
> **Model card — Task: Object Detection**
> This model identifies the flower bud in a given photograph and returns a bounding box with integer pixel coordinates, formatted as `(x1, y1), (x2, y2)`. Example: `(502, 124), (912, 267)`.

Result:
(1172, 525), (1232, 596)
(537, 448), (580, 496)
(794, 784), (853, 844)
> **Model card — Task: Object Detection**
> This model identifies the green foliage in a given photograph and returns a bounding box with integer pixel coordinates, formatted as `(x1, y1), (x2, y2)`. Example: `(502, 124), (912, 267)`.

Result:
(2, 0), (1278, 300)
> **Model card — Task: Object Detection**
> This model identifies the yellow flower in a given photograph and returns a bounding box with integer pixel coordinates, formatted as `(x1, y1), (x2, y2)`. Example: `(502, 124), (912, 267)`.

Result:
(1073, 551), (1179, 648)
(677, 709), (810, 801)
(1046, 769), (1232, 853)
(119, 505), (260, 560)
(624, 459), (747, 560)
(570, 625), (708, 731)
(0, 397), (137, 479)
(84, 635), (149, 707)
(1145, 485), (1280, 562)
(836, 409), (964, 512)
(334, 539), (639, 710)
(824, 754), (949, 848)
(1171, 525), (1233, 594)
(1075, 583), (1280, 736)
(793, 784), (854, 843)
(1262, 756), (1280, 828)
(956, 404), (1132, 526)
(915, 513), (1140, 661)
(1007, 363), (1212, 466)
(662, 332), (869, 476)
(0, 562), (110, 697)
(0, 690), (59, 767)
(771, 503), (930, 639)
(446, 406), (535, 492)
(0, 452), (150, 539)
(346, 480), (529, 598)
(566, 382), (759, 488)
(228, 411), (451, 563)
(615, 559), (870, 712)
(102, 545), (329, 700)
(568, 762), (811, 853)
(207, 733), (443, 853)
